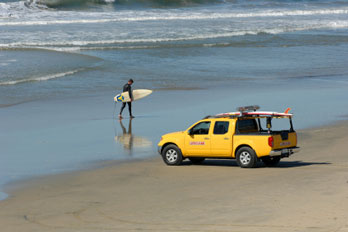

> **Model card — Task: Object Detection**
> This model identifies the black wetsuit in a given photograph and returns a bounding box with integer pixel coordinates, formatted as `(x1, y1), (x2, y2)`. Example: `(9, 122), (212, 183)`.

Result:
(119, 83), (133, 117)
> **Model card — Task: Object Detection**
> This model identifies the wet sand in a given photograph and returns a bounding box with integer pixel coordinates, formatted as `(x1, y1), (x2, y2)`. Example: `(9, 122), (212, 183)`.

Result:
(1, 122), (348, 232)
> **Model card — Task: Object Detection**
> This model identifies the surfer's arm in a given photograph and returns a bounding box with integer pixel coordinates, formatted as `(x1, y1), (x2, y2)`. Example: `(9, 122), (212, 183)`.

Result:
(128, 86), (134, 101)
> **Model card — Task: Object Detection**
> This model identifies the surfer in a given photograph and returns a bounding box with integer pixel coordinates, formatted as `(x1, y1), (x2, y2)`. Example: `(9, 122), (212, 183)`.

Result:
(119, 79), (134, 119)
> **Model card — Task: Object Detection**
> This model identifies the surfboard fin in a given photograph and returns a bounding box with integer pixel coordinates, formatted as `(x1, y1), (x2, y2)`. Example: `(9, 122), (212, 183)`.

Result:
(284, 108), (291, 114)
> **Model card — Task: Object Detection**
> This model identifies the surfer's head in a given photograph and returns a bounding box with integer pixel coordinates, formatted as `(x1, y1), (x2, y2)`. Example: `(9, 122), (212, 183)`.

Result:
(128, 79), (134, 85)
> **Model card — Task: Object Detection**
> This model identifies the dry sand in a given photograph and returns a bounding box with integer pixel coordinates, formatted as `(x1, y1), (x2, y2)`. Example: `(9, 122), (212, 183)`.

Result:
(1, 122), (348, 232)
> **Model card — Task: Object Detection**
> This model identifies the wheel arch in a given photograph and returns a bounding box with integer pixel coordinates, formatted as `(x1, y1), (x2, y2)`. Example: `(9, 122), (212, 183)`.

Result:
(161, 142), (179, 154)
(234, 144), (254, 158)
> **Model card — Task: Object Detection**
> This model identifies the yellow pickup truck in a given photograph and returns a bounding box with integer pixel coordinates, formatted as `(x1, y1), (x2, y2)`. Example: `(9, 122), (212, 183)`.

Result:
(158, 106), (300, 168)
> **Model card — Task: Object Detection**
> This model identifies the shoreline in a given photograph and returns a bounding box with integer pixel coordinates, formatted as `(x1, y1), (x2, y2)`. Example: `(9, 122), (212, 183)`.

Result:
(1, 121), (348, 231)
(1, 117), (348, 202)
(1, 82), (348, 203)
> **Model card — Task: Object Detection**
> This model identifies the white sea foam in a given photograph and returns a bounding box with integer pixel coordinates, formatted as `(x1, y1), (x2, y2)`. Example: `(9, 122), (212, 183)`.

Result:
(1, 8), (348, 26)
(328, 21), (348, 29)
(0, 3), (10, 11)
(0, 31), (278, 48)
(0, 68), (83, 86)
(1, 22), (346, 50)
(1, 1), (348, 52)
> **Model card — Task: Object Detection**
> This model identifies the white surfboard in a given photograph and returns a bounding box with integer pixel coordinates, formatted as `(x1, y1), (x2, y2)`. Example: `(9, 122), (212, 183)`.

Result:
(114, 89), (152, 102)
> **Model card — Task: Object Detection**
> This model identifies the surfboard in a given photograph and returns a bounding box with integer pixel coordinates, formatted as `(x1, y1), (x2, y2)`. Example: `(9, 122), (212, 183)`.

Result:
(114, 89), (152, 102)
(216, 111), (293, 118)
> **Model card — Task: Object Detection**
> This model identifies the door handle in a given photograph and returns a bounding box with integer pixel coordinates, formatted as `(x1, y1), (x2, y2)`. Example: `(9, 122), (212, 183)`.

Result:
(224, 138), (229, 140)
(204, 138), (209, 140)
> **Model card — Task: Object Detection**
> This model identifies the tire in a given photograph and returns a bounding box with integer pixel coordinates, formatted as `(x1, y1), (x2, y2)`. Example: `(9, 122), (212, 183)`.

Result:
(236, 147), (258, 168)
(261, 156), (281, 167)
(161, 145), (183, 166)
(188, 157), (205, 164)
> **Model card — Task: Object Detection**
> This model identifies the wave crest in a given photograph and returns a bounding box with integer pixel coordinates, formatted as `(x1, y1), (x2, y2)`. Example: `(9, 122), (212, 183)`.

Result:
(0, 68), (84, 86)
(28, 0), (221, 9)
(2, 7), (348, 26)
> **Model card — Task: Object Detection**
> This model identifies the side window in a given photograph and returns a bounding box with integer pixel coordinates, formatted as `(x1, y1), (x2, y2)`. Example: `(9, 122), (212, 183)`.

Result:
(190, 121), (211, 135)
(237, 119), (258, 133)
(213, 121), (229, 135)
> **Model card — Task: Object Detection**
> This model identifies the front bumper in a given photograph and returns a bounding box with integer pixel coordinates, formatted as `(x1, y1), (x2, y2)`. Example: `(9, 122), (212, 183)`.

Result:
(269, 147), (300, 157)
(157, 146), (162, 155)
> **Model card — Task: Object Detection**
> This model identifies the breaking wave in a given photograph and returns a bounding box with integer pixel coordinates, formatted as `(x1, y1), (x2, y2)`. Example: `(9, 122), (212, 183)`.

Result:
(0, 30), (306, 51)
(2, 0), (348, 52)
(0, 68), (84, 86)
(2, 20), (348, 51)
(2, 8), (348, 26)
(29, 0), (222, 9)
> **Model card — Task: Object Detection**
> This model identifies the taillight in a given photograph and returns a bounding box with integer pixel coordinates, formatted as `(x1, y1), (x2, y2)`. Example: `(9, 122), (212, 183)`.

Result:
(268, 136), (274, 147)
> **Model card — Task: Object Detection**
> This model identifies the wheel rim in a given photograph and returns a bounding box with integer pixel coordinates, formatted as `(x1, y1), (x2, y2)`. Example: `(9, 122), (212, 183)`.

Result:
(240, 151), (251, 165)
(166, 149), (178, 163)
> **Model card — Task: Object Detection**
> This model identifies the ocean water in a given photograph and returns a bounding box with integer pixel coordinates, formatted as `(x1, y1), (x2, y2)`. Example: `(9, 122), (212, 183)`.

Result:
(1, 0), (348, 198)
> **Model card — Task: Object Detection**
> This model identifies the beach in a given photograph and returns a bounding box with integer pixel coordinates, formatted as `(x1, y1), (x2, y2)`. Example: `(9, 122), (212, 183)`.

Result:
(1, 0), (348, 230)
(1, 121), (348, 232)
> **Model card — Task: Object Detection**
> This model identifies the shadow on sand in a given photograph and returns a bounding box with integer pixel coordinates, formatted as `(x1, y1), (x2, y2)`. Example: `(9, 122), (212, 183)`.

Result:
(182, 159), (331, 168)
(272, 160), (331, 168)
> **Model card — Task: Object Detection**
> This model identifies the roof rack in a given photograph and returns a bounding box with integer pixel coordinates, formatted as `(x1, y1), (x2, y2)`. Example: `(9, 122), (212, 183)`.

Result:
(203, 106), (293, 119)
(203, 113), (240, 119)
(237, 105), (260, 112)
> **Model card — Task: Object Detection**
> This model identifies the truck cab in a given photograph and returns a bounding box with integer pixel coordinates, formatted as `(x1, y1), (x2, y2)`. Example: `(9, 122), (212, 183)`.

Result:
(158, 106), (300, 168)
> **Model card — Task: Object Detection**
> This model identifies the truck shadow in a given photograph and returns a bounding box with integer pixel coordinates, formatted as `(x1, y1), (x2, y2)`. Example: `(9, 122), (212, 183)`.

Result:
(270, 161), (331, 168)
(182, 160), (331, 168)
(182, 160), (239, 167)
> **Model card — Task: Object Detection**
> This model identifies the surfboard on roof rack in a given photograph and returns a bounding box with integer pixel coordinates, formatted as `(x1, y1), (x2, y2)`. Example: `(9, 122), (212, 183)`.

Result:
(204, 106), (293, 119)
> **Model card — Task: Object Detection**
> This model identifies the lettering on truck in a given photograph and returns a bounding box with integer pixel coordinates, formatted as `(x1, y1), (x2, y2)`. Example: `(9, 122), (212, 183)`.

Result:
(189, 141), (205, 145)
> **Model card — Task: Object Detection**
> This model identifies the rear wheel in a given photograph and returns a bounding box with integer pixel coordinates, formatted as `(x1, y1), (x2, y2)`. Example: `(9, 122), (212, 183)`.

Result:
(188, 157), (205, 164)
(236, 147), (258, 168)
(262, 156), (281, 167)
(161, 145), (183, 166)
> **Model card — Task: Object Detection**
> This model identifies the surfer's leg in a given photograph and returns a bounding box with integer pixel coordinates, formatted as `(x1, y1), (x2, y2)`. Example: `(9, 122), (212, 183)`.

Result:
(119, 102), (126, 116)
(128, 102), (134, 117)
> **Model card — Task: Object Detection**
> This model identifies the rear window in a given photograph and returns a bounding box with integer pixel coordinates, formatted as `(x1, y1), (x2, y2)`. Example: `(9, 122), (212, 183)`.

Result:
(237, 119), (258, 133)
(213, 121), (229, 134)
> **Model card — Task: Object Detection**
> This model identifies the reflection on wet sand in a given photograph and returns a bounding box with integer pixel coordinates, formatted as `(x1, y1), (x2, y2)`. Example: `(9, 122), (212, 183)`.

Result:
(114, 119), (152, 155)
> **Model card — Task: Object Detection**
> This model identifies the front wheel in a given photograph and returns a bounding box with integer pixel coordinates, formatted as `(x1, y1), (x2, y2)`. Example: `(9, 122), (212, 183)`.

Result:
(161, 145), (183, 166)
(236, 147), (258, 168)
